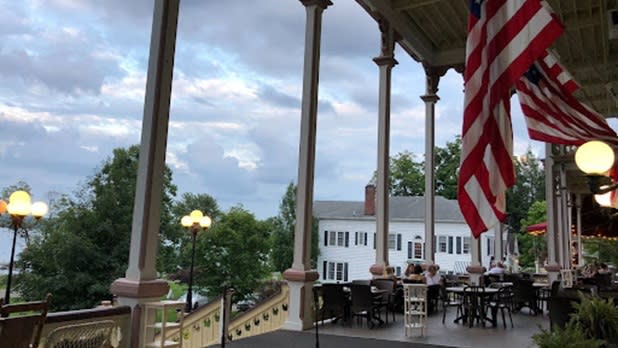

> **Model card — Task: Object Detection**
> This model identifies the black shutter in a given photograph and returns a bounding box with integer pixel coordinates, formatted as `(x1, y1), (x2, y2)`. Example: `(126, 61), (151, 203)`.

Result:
(344, 263), (348, 282)
(364, 233), (368, 246)
(397, 234), (402, 251)
(373, 233), (376, 249)
(324, 230), (328, 246)
(355, 232), (358, 245)
(408, 241), (412, 259)
(322, 261), (327, 280)
(345, 232), (349, 247)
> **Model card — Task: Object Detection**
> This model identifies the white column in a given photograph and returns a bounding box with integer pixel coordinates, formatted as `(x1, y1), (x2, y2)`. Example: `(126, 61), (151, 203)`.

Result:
(544, 143), (561, 281)
(421, 69), (439, 265)
(110, 1), (180, 347)
(495, 223), (504, 263)
(468, 237), (483, 285)
(370, 21), (397, 277)
(576, 194), (583, 267)
(282, 0), (331, 331)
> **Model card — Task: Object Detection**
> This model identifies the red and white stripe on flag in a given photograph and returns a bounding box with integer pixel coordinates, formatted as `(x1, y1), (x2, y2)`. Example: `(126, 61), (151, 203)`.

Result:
(458, 0), (563, 238)
(515, 51), (618, 147)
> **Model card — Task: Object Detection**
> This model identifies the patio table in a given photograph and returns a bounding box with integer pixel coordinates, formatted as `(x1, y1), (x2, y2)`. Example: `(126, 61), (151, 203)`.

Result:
(446, 287), (499, 327)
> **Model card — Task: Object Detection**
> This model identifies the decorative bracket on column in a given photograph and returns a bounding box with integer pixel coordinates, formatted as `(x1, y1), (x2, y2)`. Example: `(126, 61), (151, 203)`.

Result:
(373, 18), (399, 67)
(299, 0), (332, 9)
(422, 63), (449, 96)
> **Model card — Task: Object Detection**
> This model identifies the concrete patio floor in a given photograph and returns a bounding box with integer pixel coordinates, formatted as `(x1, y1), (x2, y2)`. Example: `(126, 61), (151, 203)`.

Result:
(222, 306), (549, 348)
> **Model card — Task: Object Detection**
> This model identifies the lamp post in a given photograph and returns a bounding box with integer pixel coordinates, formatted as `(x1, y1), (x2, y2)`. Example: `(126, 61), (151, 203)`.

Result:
(180, 209), (211, 313)
(0, 190), (48, 305)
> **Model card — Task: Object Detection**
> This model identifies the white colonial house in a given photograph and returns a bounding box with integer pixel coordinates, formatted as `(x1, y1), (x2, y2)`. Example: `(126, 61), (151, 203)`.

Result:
(314, 185), (499, 283)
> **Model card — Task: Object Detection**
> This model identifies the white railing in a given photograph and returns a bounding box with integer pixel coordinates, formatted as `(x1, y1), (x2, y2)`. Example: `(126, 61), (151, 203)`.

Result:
(164, 283), (289, 347)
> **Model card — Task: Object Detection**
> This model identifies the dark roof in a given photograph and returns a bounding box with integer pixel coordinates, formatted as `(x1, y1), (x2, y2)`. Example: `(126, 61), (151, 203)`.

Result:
(313, 196), (464, 222)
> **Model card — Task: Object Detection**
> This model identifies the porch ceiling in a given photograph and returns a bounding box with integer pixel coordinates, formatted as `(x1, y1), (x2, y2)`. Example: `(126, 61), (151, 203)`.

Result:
(356, 0), (618, 119)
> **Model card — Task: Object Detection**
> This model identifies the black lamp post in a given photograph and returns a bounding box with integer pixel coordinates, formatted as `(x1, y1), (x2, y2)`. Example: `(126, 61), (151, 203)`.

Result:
(180, 210), (211, 313)
(1, 191), (48, 306)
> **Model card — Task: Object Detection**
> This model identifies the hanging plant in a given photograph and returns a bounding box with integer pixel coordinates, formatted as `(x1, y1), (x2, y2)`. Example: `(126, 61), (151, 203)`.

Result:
(236, 328), (242, 336)
(263, 313), (270, 321)
(254, 318), (260, 326)
(203, 318), (211, 328)
(214, 313), (220, 322)
(282, 303), (288, 311)
(273, 307), (279, 315)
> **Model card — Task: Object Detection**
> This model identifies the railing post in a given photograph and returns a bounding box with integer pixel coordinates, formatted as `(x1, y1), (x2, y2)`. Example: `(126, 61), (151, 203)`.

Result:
(220, 287), (234, 347)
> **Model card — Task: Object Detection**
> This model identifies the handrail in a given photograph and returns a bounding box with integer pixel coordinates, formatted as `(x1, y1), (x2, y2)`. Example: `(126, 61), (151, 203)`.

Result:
(163, 283), (289, 347)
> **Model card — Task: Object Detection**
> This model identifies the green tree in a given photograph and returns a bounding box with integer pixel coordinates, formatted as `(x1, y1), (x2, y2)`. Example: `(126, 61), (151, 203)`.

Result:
(434, 136), (461, 200)
(371, 139), (462, 198)
(16, 146), (177, 310)
(506, 147), (545, 233)
(270, 182), (320, 272)
(518, 200), (547, 268)
(388, 151), (425, 196)
(192, 206), (271, 301)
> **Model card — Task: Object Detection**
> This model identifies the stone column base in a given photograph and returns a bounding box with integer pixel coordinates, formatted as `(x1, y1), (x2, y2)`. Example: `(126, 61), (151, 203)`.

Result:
(110, 278), (170, 348)
(282, 269), (319, 331)
(466, 265), (484, 285)
(544, 263), (561, 285)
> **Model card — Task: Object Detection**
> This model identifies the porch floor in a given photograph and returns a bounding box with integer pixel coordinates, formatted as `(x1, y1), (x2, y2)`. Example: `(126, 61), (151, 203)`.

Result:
(221, 306), (549, 348)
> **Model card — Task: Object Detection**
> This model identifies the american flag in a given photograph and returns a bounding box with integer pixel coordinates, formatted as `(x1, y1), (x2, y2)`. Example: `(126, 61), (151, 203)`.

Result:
(458, 0), (563, 237)
(516, 51), (618, 146)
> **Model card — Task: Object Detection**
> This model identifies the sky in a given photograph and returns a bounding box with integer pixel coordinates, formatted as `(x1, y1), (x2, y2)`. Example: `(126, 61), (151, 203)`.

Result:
(0, 0), (572, 236)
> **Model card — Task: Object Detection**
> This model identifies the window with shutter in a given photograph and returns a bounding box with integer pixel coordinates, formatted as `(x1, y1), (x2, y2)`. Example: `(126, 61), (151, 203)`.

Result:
(397, 234), (402, 251)
(345, 231), (349, 247)
(407, 241), (412, 259)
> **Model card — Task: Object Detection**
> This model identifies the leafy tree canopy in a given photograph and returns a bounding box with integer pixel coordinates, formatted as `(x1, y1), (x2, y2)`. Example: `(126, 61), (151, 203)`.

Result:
(192, 206), (271, 301)
(16, 145), (177, 310)
(270, 182), (319, 272)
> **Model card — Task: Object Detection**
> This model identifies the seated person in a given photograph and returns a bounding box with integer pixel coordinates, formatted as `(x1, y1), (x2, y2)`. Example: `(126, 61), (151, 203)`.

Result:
(382, 266), (399, 282)
(425, 264), (442, 286)
(404, 264), (426, 283)
(404, 263), (415, 278)
(424, 264), (442, 314)
(486, 262), (505, 275)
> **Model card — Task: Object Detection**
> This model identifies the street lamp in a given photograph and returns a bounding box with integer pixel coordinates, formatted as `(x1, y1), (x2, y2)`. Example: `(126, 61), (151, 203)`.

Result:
(180, 209), (211, 313)
(575, 140), (617, 195)
(0, 190), (48, 305)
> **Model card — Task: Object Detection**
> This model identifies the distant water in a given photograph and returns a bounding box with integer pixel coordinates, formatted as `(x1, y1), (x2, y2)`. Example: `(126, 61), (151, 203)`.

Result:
(0, 231), (24, 275)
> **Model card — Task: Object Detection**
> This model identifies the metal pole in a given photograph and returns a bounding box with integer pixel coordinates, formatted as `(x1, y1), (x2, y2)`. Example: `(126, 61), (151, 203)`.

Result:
(3, 220), (20, 307)
(185, 227), (197, 313)
(313, 286), (319, 348)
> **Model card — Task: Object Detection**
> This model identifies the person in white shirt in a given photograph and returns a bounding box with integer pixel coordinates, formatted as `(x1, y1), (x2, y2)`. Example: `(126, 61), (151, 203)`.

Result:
(487, 262), (505, 275)
(425, 264), (442, 286)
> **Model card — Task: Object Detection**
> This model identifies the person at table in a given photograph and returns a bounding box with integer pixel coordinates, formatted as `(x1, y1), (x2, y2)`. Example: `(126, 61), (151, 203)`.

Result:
(404, 264), (426, 283)
(425, 264), (442, 286)
(383, 266), (399, 282)
(487, 262), (505, 275)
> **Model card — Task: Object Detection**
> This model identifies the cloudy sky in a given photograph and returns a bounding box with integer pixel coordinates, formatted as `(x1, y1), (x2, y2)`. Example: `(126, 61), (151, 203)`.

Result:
(0, 0), (561, 227)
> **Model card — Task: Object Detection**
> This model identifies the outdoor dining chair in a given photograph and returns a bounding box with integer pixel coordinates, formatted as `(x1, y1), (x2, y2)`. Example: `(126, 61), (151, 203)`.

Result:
(440, 282), (463, 324)
(487, 286), (514, 328)
(319, 283), (349, 325)
(372, 278), (397, 323)
(350, 283), (384, 328)
(0, 293), (52, 348)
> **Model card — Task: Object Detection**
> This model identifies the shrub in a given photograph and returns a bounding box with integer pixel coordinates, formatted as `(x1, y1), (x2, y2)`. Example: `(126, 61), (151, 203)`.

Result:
(570, 293), (618, 344)
(532, 324), (603, 348)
